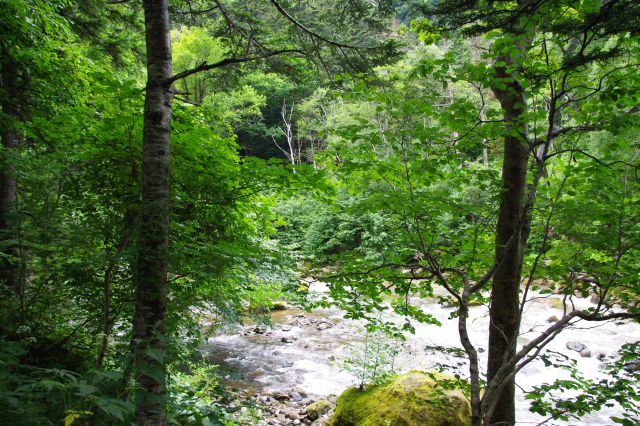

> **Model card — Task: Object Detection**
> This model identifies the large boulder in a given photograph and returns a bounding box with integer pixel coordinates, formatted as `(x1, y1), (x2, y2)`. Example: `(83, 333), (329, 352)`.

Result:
(328, 371), (472, 426)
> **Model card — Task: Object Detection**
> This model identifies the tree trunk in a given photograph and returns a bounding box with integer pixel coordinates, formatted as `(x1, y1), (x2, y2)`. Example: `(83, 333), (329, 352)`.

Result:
(486, 4), (534, 422)
(486, 120), (529, 425)
(0, 49), (20, 297)
(134, 1), (173, 424)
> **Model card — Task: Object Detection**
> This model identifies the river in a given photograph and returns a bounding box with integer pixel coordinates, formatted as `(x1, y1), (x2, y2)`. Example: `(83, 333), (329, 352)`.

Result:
(203, 281), (639, 425)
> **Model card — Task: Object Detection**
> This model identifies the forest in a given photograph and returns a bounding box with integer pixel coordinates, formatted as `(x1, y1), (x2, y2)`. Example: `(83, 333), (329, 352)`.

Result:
(0, 1), (639, 425)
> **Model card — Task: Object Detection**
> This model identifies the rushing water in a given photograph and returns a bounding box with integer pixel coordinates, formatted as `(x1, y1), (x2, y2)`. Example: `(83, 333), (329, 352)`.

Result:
(203, 281), (639, 425)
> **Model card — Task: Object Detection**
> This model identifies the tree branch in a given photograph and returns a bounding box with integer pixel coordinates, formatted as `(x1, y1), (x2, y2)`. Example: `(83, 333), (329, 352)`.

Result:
(532, 124), (599, 147)
(165, 49), (303, 86)
(545, 147), (640, 169)
(268, 0), (374, 50)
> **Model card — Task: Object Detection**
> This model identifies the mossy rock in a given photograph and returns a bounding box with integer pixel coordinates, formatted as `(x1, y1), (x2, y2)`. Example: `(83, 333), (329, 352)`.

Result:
(548, 298), (564, 309)
(306, 399), (332, 420)
(328, 371), (471, 426)
(271, 301), (289, 310)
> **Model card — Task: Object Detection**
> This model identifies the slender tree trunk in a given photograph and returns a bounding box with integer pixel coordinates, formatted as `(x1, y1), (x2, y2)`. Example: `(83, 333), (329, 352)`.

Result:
(0, 49), (20, 297)
(97, 215), (135, 369)
(486, 3), (535, 422)
(99, 156), (139, 370)
(134, 1), (173, 424)
(486, 118), (529, 425)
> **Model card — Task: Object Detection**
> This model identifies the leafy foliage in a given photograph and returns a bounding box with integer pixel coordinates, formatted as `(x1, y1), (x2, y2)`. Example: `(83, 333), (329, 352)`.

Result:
(339, 331), (401, 390)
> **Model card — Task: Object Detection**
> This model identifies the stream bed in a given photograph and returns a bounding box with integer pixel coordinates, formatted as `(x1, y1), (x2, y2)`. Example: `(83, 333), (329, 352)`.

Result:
(202, 282), (639, 425)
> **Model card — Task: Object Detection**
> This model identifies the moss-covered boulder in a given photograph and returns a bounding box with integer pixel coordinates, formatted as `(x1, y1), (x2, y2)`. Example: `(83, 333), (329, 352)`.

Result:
(270, 300), (289, 310)
(306, 399), (332, 420)
(328, 371), (471, 426)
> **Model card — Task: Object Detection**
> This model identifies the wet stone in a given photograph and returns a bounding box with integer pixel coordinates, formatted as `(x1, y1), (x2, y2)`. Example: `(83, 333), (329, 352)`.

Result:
(566, 341), (587, 352)
(294, 387), (308, 398)
(273, 392), (291, 401)
(317, 322), (333, 331)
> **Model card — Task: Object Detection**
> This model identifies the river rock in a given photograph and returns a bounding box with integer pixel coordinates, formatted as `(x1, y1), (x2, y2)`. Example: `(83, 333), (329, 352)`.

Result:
(590, 292), (609, 305)
(317, 322), (333, 331)
(570, 272), (597, 283)
(293, 387), (308, 399)
(273, 392), (291, 401)
(290, 392), (303, 402)
(272, 301), (289, 310)
(306, 399), (331, 420)
(286, 411), (300, 420)
(579, 348), (592, 358)
(566, 341), (587, 353)
(282, 325), (292, 331)
(281, 337), (295, 343)
(328, 371), (471, 426)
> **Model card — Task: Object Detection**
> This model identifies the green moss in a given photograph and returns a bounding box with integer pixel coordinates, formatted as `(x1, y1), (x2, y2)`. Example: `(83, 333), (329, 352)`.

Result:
(328, 371), (471, 426)
(548, 298), (564, 309)
(306, 399), (331, 420)
(270, 301), (289, 310)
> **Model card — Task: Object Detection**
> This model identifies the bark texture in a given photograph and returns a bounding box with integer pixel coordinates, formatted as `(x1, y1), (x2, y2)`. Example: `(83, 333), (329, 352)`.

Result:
(486, 110), (529, 425)
(134, 1), (173, 424)
(0, 49), (20, 296)
(486, 2), (535, 423)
